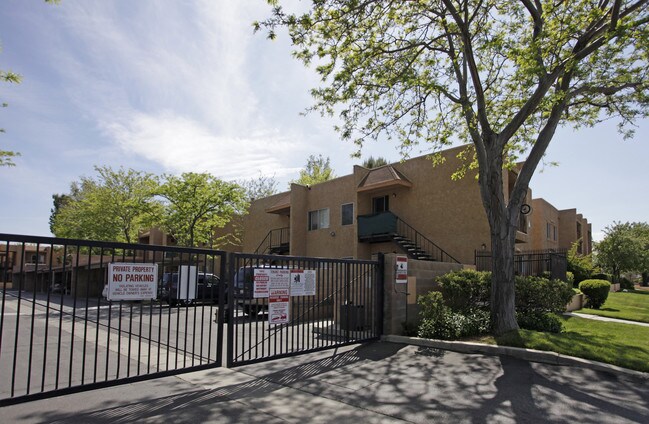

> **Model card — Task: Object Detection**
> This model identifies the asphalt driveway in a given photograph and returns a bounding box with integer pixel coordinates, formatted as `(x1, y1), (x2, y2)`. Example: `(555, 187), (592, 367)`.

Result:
(2, 341), (647, 423)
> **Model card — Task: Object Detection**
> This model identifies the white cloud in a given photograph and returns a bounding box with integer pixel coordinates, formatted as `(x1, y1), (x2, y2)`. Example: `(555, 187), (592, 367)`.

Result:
(101, 111), (302, 180)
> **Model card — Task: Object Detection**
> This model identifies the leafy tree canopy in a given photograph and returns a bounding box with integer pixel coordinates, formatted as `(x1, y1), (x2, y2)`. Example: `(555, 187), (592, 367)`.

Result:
(292, 154), (335, 186)
(240, 172), (279, 201)
(362, 156), (389, 169)
(50, 166), (160, 243)
(154, 172), (247, 247)
(258, 0), (649, 334)
(596, 221), (649, 281)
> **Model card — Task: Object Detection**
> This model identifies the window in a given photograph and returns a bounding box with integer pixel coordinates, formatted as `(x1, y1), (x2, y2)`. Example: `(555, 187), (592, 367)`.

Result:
(372, 195), (389, 213)
(308, 208), (330, 231)
(341, 203), (354, 226)
(546, 222), (557, 241)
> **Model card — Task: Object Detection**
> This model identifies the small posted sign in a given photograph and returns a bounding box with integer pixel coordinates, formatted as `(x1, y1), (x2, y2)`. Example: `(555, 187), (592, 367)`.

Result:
(107, 263), (158, 301)
(290, 269), (316, 296)
(268, 269), (291, 325)
(396, 255), (408, 284)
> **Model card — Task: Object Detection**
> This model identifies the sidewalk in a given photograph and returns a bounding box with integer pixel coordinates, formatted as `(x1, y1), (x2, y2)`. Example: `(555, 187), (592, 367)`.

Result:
(565, 312), (649, 327)
(2, 341), (648, 423)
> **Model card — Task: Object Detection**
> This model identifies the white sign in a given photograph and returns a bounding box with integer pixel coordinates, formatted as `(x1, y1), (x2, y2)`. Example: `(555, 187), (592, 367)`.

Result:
(107, 263), (158, 300)
(177, 265), (197, 301)
(290, 270), (316, 296)
(396, 255), (408, 284)
(268, 287), (290, 325)
(254, 268), (291, 298)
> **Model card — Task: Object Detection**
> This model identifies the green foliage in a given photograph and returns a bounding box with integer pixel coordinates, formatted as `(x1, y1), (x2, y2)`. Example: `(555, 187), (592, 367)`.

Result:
(260, 0), (649, 335)
(437, 269), (490, 312)
(620, 277), (635, 291)
(567, 241), (596, 284)
(516, 312), (563, 333)
(291, 154), (335, 186)
(239, 173), (278, 202)
(595, 222), (649, 282)
(565, 271), (575, 286)
(417, 291), (491, 340)
(155, 172), (247, 247)
(515, 276), (575, 315)
(361, 156), (388, 168)
(579, 279), (611, 309)
(590, 272), (613, 282)
(51, 166), (160, 243)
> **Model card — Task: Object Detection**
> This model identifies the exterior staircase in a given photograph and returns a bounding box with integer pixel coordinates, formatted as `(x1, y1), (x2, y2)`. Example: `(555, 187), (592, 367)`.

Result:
(254, 227), (290, 255)
(357, 212), (460, 263)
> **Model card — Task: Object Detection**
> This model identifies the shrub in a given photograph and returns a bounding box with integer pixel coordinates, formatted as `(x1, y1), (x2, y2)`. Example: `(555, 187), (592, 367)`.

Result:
(579, 279), (611, 308)
(591, 273), (613, 282)
(417, 291), (491, 340)
(619, 277), (634, 291)
(437, 269), (491, 312)
(515, 276), (575, 314)
(565, 271), (575, 286)
(516, 311), (563, 333)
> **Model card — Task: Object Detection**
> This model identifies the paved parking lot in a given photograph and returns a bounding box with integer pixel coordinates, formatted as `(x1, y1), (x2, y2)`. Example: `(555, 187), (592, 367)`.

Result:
(2, 341), (648, 423)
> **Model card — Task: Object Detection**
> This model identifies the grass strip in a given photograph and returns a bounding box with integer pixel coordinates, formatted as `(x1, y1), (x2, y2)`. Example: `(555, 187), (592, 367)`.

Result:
(493, 315), (649, 373)
(579, 291), (649, 323)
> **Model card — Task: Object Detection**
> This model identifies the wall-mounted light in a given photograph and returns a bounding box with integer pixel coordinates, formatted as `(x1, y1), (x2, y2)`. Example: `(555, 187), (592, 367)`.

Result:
(481, 243), (487, 250)
(330, 231), (336, 237)
(392, 192), (397, 197)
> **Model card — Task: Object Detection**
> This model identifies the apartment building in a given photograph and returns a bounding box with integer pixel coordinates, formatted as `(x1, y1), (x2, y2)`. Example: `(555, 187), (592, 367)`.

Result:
(526, 199), (592, 254)
(242, 145), (580, 265)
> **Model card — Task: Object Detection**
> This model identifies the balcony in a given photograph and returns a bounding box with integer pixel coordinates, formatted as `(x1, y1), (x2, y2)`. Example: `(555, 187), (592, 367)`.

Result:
(357, 212), (397, 242)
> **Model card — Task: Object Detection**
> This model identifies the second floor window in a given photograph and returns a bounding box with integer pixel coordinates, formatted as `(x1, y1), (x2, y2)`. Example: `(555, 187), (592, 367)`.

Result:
(308, 208), (330, 231)
(341, 203), (354, 226)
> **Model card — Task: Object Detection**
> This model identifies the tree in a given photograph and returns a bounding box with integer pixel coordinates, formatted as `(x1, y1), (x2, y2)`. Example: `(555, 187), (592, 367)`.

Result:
(596, 222), (649, 282)
(51, 166), (160, 243)
(1, 0), (59, 167)
(292, 154), (335, 186)
(240, 172), (279, 201)
(258, 1), (649, 334)
(567, 240), (596, 284)
(155, 173), (247, 247)
(362, 156), (388, 169)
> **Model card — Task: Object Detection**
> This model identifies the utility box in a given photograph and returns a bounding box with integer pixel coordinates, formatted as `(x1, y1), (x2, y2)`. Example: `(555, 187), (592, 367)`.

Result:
(340, 303), (365, 331)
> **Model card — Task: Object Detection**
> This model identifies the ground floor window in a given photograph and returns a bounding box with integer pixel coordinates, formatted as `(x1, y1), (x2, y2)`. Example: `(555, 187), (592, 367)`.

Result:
(308, 208), (330, 231)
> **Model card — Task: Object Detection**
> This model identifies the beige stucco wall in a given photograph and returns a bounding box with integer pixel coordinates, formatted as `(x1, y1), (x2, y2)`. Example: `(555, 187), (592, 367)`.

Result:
(242, 145), (592, 264)
(242, 192), (290, 253)
(528, 198), (560, 251)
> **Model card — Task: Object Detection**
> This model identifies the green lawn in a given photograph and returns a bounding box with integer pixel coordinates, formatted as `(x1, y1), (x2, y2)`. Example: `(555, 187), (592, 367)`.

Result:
(493, 315), (649, 373)
(579, 291), (649, 323)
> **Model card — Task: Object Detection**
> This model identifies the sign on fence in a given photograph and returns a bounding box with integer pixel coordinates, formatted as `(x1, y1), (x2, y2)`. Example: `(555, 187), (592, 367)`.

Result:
(107, 263), (158, 300)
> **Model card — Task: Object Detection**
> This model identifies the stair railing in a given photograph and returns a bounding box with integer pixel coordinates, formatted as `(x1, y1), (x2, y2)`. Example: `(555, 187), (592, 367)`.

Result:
(395, 217), (460, 263)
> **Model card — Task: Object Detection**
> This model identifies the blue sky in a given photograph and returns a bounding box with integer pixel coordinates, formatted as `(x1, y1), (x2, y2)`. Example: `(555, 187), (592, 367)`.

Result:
(0, 1), (647, 241)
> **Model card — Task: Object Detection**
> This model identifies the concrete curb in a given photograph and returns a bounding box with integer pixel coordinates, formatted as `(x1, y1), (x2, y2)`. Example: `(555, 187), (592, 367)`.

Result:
(382, 335), (649, 381)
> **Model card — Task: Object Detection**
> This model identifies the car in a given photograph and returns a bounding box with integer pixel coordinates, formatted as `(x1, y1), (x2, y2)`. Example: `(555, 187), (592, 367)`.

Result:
(159, 272), (225, 307)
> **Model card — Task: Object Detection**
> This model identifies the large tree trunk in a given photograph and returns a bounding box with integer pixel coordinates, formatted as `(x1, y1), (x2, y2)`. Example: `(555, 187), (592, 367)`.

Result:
(478, 143), (521, 335)
(490, 226), (519, 335)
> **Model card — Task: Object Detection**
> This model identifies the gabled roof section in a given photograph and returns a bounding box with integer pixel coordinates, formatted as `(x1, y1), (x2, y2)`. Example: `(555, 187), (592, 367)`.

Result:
(357, 165), (413, 192)
(265, 192), (291, 215)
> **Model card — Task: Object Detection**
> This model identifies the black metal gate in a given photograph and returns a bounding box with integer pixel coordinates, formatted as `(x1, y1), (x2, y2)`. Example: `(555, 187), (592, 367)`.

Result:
(0, 234), (384, 405)
(0, 234), (227, 405)
(227, 253), (383, 367)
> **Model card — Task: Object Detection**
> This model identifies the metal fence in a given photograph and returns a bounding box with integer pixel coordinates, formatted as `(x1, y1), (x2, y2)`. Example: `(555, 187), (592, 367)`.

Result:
(0, 234), (226, 405)
(475, 248), (568, 280)
(227, 253), (383, 367)
(0, 234), (386, 404)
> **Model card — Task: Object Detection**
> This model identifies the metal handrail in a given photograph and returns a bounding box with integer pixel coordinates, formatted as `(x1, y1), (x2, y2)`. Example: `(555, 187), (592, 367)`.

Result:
(394, 217), (460, 264)
(253, 227), (290, 255)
